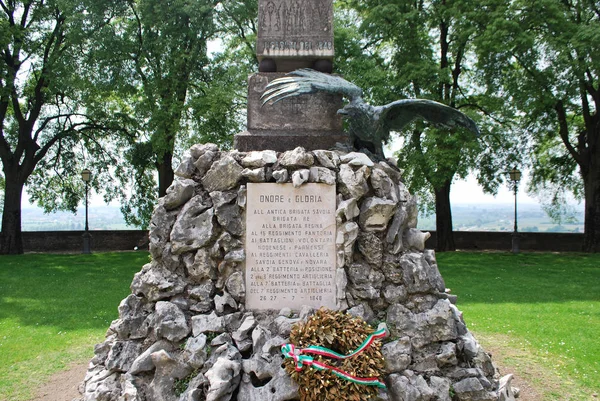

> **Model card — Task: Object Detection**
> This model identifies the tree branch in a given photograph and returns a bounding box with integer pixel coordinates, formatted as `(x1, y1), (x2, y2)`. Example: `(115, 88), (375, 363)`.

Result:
(554, 100), (584, 166)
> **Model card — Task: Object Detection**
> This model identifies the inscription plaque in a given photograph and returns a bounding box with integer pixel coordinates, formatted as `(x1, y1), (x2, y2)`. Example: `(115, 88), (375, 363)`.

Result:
(245, 183), (337, 310)
(257, 0), (334, 71)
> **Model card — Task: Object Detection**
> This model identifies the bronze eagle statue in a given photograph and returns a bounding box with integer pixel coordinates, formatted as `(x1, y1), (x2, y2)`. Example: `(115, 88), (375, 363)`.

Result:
(261, 69), (480, 158)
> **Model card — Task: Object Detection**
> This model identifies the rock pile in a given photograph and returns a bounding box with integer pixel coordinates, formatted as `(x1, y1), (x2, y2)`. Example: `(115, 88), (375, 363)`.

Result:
(79, 145), (517, 401)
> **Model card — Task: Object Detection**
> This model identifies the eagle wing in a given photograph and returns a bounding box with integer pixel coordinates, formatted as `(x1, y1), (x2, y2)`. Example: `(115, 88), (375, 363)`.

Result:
(377, 99), (480, 136)
(261, 68), (363, 105)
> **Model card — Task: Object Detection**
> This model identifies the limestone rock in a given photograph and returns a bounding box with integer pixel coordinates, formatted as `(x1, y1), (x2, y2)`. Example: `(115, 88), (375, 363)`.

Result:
(148, 350), (191, 401)
(313, 149), (340, 168)
(242, 167), (267, 182)
(436, 342), (458, 367)
(452, 377), (497, 401)
(382, 337), (412, 373)
(272, 169), (289, 183)
(401, 252), (445, 294)
(340, 152), (375, 167)
(382, 283), (408, 305)
(82, 370), (121, 401)
(215, 292), (238, 314)
(371, 168), (398, 201)
(179, 373), (209, 401)
(241, 150), (277, 167)
(202, 155), (243, 192)
(184, 248), (217, 282)
(429, 377), (452, 401)
(205, 357), (242, 401)
(163, 179), (196, 210)
(210, 191), (237, 209)
(105, 341), (143, 372)
(112, 295), (151, 340)
(359, 197), (397, 232)
(279, 147), (314, 167)
(129, 340), (174, 375)
(404, 228), (432, 251)
(148, 201), (178, 260)
(498, 374), (517, 401)
(338, 164), (370, 200)
(309, 166), (336, 185)
(387, 300), (458, 348)
(130, 263), (186, 302)
(358, 231), (383, 266)
(387, 371), (434, 401)
(190, 143), (219, 159)
(192, 311), (225, 336)
(194, 150), (219, 177)
(170, 197), (215, 254)
(336, 198), (360, 222)
(216, 203), (244, 236)
(182, 334), (208, 369)
(154, 301), (190, 342)
(225, 271), (246, 301)
(238, 366), (299, 401)
(291, 169), (310, 187)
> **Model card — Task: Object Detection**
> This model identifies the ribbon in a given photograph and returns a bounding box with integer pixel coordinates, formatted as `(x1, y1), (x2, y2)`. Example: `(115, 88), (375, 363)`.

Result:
(281, 325), (388, 389)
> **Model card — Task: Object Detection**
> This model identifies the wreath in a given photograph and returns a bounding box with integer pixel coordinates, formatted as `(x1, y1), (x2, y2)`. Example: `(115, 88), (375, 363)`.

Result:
(281, 308), (387, 401)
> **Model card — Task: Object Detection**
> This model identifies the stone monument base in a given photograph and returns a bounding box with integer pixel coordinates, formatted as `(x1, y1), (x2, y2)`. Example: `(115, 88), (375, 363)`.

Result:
(234, 73), (350, 152)
(78, 145), (518, 401)
(234, 130), (349, 152)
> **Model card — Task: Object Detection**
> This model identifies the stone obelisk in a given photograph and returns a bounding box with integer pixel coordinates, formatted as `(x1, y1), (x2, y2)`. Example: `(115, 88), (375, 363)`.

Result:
(233, 0), (350, 152)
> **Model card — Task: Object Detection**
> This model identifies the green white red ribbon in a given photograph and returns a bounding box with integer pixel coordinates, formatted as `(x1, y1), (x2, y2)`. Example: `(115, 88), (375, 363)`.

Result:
(281, 325), (388, 389)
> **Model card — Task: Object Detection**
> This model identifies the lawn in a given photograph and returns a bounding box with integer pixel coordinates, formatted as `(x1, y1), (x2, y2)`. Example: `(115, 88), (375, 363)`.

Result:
(0, 252), (598, 401)
(0, 252), (147, 401)
(437, 252), (600, 400)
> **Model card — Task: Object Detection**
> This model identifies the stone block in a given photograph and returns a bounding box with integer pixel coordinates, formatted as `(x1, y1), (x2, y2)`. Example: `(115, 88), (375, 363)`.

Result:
(234, 73), (349, 152)
(257, 0), (334, 72)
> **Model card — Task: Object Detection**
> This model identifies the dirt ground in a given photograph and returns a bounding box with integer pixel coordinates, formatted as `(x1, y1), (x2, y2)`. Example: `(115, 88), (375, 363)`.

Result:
(32, 361), (87, 401)
(32, 357), (542, 401)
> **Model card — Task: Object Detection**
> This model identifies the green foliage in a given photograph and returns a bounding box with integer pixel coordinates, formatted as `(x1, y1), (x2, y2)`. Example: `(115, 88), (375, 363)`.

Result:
(339, 0), (519, 219)
(81, 0), (254, 227)
(473, 0), (600, 240)
(0, 0), (135, 253)
(0, 252), (148, 400)
(438, 252), (600, 395)
(174, 369), (200, 396)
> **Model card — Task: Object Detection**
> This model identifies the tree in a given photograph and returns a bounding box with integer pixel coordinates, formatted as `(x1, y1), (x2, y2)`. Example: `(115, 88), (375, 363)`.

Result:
(343, 0), (515, 251)
(0, 0), (126, 254)
(475, 0), (600, 252)
(85, 0), (252, 227)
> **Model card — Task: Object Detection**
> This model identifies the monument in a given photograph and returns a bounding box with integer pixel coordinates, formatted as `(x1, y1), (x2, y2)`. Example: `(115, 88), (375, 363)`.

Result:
(78, 3), (518, 401)
(233, 0), (349, 153)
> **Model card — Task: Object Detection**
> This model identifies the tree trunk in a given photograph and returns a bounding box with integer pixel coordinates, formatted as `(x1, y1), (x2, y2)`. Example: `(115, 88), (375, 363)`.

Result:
(157, 151), (174, 198)
(1, 170), (24, 254)
(434, 180), (456, 252)
(582, 163), (600, 252)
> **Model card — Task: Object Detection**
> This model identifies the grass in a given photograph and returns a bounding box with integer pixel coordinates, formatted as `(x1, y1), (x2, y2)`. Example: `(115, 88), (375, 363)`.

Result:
(437, 252), (600, 400)
(1, 251), (598, 400)
(0, 252), (148, 401)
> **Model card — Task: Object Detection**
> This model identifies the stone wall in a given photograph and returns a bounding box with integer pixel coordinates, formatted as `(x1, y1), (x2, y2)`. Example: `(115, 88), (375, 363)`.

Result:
(1, 230), (149, 253)
(7, 230), (584, 253)
(425, 231), (584, 252)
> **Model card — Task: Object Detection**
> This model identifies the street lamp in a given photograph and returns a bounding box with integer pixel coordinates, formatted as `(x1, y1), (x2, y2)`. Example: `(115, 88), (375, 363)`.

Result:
(81, 168), (92, 254)
(509, 167), (521, 254)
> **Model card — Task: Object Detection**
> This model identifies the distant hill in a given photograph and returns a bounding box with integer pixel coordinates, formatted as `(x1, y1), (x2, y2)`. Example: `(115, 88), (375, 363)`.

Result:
(418, 203), (584, 233)
(20, 206), (138, 231)
(13, 203), (584, 233)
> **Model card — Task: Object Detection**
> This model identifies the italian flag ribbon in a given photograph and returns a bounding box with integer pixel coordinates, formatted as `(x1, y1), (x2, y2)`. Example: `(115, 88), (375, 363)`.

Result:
(281, 325), (388, 389)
